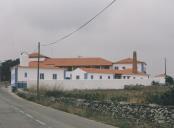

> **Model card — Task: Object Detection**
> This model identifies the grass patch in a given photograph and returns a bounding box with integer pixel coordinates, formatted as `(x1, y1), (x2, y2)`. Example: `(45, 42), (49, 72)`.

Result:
(43, 85), (170, 104)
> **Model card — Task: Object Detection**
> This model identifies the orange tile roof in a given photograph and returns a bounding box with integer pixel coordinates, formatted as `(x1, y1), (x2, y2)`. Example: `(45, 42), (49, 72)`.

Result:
(41, 57), (112, 67)
(29, 61), (58, 68)
(80, 68), (147, 76)
(113, 58), (146, 65)
(29, 52), (49, 58)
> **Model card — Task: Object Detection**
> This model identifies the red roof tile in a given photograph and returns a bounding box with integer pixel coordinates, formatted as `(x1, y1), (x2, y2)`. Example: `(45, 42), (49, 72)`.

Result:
(113, 58), (146, 65)
(41, 57), (112, 67)
(29, 52), (49, 58)
(29, 61), (57, 68)
(28, 57), (112, 69)
(80, 68), (147, 76)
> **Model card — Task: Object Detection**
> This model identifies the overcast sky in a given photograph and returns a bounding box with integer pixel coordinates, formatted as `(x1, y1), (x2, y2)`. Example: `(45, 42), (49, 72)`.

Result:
(0, 0), (174, 76)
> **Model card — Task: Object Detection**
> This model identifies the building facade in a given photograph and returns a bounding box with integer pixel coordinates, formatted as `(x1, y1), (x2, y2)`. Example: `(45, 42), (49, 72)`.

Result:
(113, 58), (147, 73)
(11, 66), (65, 87)
(66, 68), (149, 80)
(11, 51), (152, 89)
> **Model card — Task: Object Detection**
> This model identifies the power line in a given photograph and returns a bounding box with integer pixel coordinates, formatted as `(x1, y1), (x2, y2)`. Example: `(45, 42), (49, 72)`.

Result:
(41, 0), (116, 47)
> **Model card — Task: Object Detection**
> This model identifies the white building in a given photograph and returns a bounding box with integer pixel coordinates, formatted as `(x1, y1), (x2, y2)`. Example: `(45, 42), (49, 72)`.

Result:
(66, 68), (114, 80)
(11, 51), (151, 89)
(11, 66), (65, 87)
(153, 74), (166, 84)
(11, 52), (65, 87)
(66, 68), (149, 80)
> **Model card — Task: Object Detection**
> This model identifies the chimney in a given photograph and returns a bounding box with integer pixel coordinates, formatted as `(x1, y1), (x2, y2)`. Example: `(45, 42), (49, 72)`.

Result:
(132, 51), (138, 74)
(20, 52), (29, 67)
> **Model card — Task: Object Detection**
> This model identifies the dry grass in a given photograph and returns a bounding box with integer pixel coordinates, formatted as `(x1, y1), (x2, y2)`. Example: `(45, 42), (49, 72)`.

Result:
(28, 85), (170, 104)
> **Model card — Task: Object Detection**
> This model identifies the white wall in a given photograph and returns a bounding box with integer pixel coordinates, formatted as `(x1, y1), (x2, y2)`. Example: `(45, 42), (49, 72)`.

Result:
(122, 74), (149, 80)
(29, 58), (46, 62)
(88, 73), (113, 80)
(17, 67), (65, 82)
(20, 54), (29, 67)
(67, 68), (114, 80)
(67, 68), (87, 80)
(27, 79), (154, 90)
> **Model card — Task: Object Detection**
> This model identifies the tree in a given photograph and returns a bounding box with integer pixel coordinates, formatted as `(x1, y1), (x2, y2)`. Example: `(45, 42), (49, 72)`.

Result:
(0, 59), (19, 82)
(166, 75), (174, 85)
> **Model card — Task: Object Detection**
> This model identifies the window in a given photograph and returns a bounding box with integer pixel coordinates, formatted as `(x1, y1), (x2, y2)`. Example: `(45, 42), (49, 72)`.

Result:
(100, 76), (102, 79)
(123, 76), (126, 79)
(122, 67), (126, 70)
(114, 74), (121, 79)
(127, 76), (130, 79)
(115, 67), (119, 70)
(91, 75), (94, 80)
(76, 75), (80, 80)
(40, 73), (44, 80)
(53, 74), (57, 80)
(24, 72), (27, 78)
(108, 76), (110, 79)
(133, 77), (136, 79)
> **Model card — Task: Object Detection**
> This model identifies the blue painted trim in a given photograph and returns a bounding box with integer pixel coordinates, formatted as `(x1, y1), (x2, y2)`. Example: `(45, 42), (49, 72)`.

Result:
(15, 67), (18, 83)
(64, 70), (66, 79)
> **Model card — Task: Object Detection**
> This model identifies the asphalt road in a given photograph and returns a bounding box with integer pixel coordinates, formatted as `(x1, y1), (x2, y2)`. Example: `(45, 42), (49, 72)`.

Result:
(0, 86), (117, 128)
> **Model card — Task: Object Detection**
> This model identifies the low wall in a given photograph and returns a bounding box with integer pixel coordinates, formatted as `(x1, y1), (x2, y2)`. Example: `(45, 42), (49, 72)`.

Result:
(51, 97), (174, 127)
(27, 79), (153, 90)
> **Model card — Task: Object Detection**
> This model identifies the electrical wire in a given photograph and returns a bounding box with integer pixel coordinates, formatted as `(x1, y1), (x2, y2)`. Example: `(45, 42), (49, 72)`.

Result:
(41, 0), (116, 47)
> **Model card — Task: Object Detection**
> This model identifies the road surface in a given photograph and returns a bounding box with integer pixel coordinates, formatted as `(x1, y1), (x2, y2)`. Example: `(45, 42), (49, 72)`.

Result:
(0, 86), (117, 128)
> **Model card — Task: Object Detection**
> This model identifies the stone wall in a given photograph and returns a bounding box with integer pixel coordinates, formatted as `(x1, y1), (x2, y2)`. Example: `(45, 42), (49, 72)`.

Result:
(50, 97), (174, 127)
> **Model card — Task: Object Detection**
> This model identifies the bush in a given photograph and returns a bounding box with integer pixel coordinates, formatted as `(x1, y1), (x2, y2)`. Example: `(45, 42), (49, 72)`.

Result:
(147, 87), (174, 105)
(160, 88), (174, 105)
(45, 90), (64, 98)
(110, 96), (128, 102)
(166, 75), (174, 85)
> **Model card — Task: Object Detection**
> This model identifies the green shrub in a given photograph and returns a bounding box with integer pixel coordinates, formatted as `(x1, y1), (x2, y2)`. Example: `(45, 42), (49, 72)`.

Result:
(147, 87), (174, 105)
(45, 90), (64, 98)
(166, 75), (174, 85)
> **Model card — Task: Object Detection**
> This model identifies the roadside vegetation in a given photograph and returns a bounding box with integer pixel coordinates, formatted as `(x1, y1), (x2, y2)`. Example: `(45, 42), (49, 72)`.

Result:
(16, 83), (174, 128)
(29, 84), (174, 104)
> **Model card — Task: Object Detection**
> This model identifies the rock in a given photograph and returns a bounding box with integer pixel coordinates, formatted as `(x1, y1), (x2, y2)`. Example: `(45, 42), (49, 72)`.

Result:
(49, 96), (174, 126)
(119, 101), (129, 105)
(171, 114), (174, 119)
(149, 104), (158, 107)
(158, 120), (165, 124)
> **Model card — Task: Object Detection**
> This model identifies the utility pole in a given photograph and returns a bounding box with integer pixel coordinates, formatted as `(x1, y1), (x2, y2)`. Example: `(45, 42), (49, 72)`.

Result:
(164, 58), (167, 76)
(164, 58), (167, 85)
(37, 42), (40, 100)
